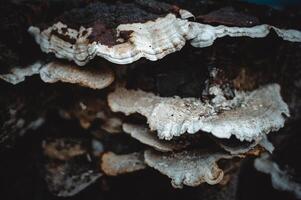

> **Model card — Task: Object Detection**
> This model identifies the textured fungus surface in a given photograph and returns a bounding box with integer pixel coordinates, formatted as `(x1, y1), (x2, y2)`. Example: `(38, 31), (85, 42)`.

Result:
(0, 61), (114, 89)
(39, 62), (114, 89)
(215, 138), (260, 155)
(144, 150), (233, 188)
(28, 1), (301, 66)
(214, 134), (274, 155)
(101, 151), (146, 176)
(28, 0), (189, 66)
(123, 123), (186, 152)
(28, 13), (188, 65)
(108, 84), (289, 141)
(0, 62), (43, 85)
(0, 0), (300, 199)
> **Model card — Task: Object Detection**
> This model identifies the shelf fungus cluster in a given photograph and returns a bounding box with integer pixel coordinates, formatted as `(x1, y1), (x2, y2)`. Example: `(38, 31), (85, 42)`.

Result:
(1, 0), (301, 198)
(28, 1), (301, 66)
(102, 82), (288, 188)
(108, 84), (289, 141)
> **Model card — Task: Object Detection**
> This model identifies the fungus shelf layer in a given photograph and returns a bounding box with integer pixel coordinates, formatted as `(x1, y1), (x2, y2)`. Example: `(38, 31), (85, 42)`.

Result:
(29, 1), (301, 65)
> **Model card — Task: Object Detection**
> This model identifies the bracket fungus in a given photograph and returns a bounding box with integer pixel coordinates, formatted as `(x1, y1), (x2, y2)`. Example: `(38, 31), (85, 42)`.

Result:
(144, 150), (235, 188)
(213, 135), (274, 155)
(28, 1), (301, 66)
(0, 61), (114, 89)
(28, 1), (191, 66)
(123, 123), (187, 152)
(214, 138), (261, 155)
(101, 151), (146, 176)
(108, 84), (289, 141)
